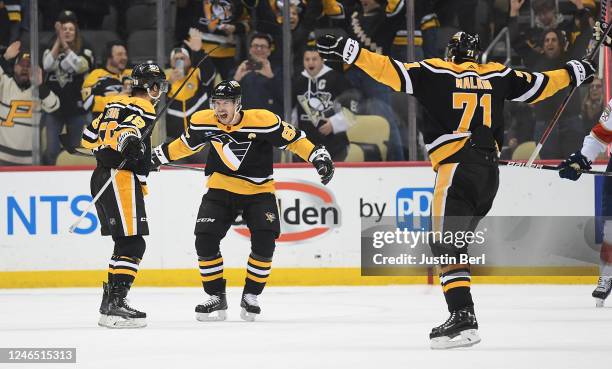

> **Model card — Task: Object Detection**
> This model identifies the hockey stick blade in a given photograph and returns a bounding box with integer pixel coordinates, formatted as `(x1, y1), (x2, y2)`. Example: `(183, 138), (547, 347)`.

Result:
(500, 160), (612, 176)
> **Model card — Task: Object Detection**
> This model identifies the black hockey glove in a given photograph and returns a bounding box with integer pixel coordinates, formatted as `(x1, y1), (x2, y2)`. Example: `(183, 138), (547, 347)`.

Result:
(558, 150), (591, 181)
(309, 144), (334, 185)
(316, 34), (361, 65)
(151, 145), (169, 171)
(565, 59), (596, 87)
(594, 21), (612, 47)
(118, 132), (145, 163)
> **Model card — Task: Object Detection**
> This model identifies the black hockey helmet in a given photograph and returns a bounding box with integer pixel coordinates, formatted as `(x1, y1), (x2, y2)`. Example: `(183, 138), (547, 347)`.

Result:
(445, 32), (481, 63)
(131, 62), (169, 94)
(210, 80), (242, 112)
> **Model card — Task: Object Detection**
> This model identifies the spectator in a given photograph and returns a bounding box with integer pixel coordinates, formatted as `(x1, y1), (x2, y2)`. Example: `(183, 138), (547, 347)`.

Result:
(41, 10), (94, 165)
(509, 0), (591, 61)
(582, 77), (604, 133)
(231, 33), (282, 114)
(0, 0), (21, 50)
(0, 42), (60, 165)
(165, 28), (216, 141)
(293, 48), (359, 161)
(322, 0), (405, 160)
(81, 40), (131, 116)
(391, 0), (440, 60)
(192, 0), (250, 79)
(521, 28), (591, 158)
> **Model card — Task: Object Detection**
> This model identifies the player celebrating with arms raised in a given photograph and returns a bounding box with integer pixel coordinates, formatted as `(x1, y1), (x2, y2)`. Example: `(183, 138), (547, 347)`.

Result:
(317, 32), (595, 348)
(151, 80), (334, 321)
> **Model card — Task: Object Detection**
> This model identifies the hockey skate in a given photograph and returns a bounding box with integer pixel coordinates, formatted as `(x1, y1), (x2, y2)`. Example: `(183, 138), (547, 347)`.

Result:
(100, 282), (147, 329)
(592, 276), (612, 307)
(97, 282), (110, 327)
(195, 293), (228, 321)
(240, 293), (261, 322)
(430, 306), (480, 349)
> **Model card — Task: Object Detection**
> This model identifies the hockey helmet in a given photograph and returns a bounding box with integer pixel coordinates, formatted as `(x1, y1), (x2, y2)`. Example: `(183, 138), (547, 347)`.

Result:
(210, 80), (242, 112)
(445, 32), (481, 63)
(131, 62), (169, 96)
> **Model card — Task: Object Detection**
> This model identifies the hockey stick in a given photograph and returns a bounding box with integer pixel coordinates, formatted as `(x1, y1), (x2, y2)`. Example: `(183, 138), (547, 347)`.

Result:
(527, 1), (610, 166)
(68, 47), (219, 233)
(499, 160), (612, 176)
(59, 134), (206, 172)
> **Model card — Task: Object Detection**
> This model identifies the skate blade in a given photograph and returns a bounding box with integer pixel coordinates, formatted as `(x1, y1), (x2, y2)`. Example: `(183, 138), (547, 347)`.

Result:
(430, 329), (481, 350)
(102, 315), (147, 329)
(595, 298), (605, 308)
(196, 310), (227, 322)
(240, 308), (258, 322)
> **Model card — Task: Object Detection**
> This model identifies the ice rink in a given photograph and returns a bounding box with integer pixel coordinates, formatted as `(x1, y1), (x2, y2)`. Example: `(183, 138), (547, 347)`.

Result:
(1, 285), (611, 368)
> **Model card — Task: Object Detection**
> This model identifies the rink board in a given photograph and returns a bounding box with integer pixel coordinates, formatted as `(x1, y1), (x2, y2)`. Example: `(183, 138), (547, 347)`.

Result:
(0, 163), (603, 287)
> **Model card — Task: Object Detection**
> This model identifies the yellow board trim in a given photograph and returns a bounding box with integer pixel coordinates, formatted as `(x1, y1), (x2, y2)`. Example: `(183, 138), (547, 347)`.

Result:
(0, 267), (599, 288)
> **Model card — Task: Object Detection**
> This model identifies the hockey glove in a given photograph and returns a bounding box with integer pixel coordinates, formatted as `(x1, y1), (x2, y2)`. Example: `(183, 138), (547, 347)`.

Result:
(151, 145), (170, 171)
(309, 144), (334, 185)
(316, 34), (361, 65)
(117, 132), (145, 163)
(558, 150), (592, 181)
(594, 21), (612, 48)
(565, 59), (596, 87)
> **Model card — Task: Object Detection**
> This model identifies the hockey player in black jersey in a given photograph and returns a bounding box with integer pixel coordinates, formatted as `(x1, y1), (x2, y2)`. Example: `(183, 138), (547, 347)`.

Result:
(81, 62), (168, 328)
(318, 31), (595, 348)
(151, 80), (334, 321)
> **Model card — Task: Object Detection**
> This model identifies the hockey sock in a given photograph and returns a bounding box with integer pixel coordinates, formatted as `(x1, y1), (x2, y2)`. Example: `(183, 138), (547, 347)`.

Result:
(109, 255), (141, 285)
(199, 254), (225, 295)
(108, 255), (118, 284)
(244, 253), (272, 295)
(439, 263), (473, 312)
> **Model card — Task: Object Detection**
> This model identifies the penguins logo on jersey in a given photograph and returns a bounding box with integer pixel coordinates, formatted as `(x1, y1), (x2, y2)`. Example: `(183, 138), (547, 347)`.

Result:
(210, 134), (252, 171)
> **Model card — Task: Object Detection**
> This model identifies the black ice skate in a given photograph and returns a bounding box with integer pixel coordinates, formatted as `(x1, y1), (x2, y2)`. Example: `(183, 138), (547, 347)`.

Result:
(195, 293), (228, 321)
(101, 282), (147, 329)
(429, 306), (480, 349)
(97, 282), (110, 327)
(592, 276), (612, 307)
(240, 293), (261, 322)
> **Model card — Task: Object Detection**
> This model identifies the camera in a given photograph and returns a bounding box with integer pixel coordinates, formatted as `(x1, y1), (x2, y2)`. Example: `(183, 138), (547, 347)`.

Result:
(246, 57), (263, 71)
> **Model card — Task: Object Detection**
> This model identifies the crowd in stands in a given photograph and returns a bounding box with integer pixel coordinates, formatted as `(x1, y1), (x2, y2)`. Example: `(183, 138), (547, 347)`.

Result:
(0, 0), (607, 166)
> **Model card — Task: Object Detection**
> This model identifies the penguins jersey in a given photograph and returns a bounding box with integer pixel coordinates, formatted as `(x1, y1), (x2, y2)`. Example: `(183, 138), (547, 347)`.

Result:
(353, 48), (572, 170)
(157, 109), (316, 195)
(81, 95), (156, 183)
(82, 68), (132, 114)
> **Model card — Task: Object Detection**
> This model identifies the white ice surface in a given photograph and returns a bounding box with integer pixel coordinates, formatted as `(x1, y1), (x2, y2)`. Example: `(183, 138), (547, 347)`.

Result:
(1, 285), (611, 369)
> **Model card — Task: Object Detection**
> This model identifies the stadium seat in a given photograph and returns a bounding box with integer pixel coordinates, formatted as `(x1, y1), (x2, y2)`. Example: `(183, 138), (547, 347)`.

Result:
(125, 4), (157, 34)
(511, 141), (539, 161)
(127, 30), (172, 65)
(80, 30), (121, 67)
(55, 150), (96, 166)
(347, 115), (390, 161)
(345, 143), (365, 162)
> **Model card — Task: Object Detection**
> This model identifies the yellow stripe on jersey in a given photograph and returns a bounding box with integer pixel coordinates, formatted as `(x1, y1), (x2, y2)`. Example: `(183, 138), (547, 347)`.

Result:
(428, 137), (469, 172)
(168, 136), (204, 161)
(529, 69), (570, 104)
(354, 48), (405, 92)
(207, 173), (275, 195)
(422, 59), (507, 76)
(286, 138), (315, 162)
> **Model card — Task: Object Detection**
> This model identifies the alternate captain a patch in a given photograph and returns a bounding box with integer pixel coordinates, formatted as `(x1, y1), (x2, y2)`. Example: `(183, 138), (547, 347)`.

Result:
(210, 134), (252, 171)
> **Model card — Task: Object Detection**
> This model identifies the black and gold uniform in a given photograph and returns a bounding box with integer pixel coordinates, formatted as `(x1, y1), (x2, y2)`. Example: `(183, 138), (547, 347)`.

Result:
(81, 94), (155, 237)
(81, 67), (132, 114)
(317, 31), (595, 348)
(152, 80), (333, 320)
(82, 62), (167, 329)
